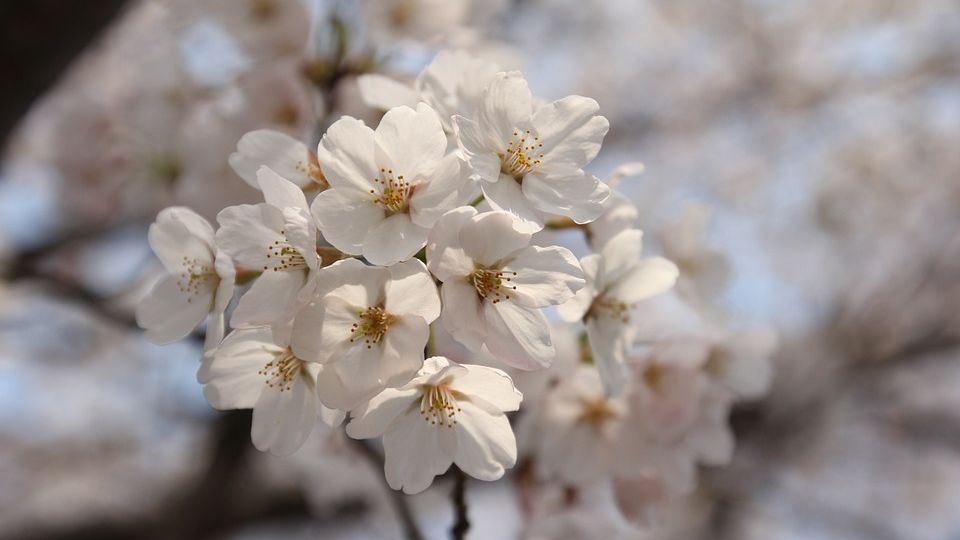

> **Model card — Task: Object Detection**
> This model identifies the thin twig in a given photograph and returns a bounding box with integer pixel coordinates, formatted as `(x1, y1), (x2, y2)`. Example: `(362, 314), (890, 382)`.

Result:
(349, 437), (425, 540)
(450, 467), (470, 540)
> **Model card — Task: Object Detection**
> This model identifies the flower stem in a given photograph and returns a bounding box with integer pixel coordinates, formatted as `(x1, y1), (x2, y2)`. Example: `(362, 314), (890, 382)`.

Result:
(450, 467), (470, 540)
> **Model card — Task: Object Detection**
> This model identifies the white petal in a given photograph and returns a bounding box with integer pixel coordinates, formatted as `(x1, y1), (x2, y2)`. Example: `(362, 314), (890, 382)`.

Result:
(478, 71), (533, 144)
(229, 130), (314, 189)
(458, 210), (531, 266)
(251, 375), (318, 456)
(311, 188), (385, 255)
(231, 269), (306, 328)
(522, 171), (610, 224)
(440, 280), (487, 352)
(599, 229), (644, 287)
(531, 95), (608, 171)
(204, 312), (225, 353)
(213, 250), (236, 313)
(417, 50), (500, 132)
(451, 364), (522, 412)
(502, 245), (584, 308)
(426, 207), (477, 282)
(408, 153), (475, 228)
(586, 317), (629, 396)
(452, 115), (501, 183)
(588, 192), (638, 250)
(257, 166), (308, 211)
(481, 175), (543, 233)
(556, 254), (600, 322)
(374, 103), (447, 183)
(483, 301), (554, 370)
(317, 116), (379, 192)
(324, 262), (390, 307)
(383, 414), (453, 494)
(453, 402), (516, 481)
(361, 213), (429, 266)
(215, 204), (284, 269)
(198, 327), (276, 410)
(357, 74), (419, 111)
(291, 294), (359, 364)
(609, 256), (678, 304)
(282, 207), (319, 270)
(346, 387), (421, 439)
(379, 315), (429, 387)
(606, 162), (645, 188)
(315, 345), (384, 410)
(136, 274), (212, 343)
(385, 259), (441, 321)
(148, 207), (214, 274)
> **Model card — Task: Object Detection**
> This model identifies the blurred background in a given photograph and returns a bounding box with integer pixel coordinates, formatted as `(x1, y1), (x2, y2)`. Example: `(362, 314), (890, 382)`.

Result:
(2, 0), (960, 538)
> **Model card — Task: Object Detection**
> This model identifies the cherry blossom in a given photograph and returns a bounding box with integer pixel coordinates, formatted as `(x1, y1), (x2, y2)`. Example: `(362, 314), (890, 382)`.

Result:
(453, 71), (611, 232)
(359, 49), (501, 132)
(229, 129), (326, 191)
(311, 104), (472, 266)
(290, 258), (440, 410)
(559, 229), (678, 394)
(346, 356), (522, 494)
(136, 206), (235, 349)
(427, 207), (584, 369)
(215, 166), (318, 330)
(198, 326), (343, 456)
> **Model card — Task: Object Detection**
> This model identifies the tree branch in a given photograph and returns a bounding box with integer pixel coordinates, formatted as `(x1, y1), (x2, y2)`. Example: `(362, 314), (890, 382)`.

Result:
(450, 467), (470, 540)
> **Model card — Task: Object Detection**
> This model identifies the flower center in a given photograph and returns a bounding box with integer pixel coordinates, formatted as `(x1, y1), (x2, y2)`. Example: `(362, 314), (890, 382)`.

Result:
(588, 296), (630, 322)
(177, 256), (217, 303)
(500, 130), (544, 180)
(258, 349), (304, 392)
(419, 383), (462, 428)
(577, 397), (619, 432)
(469, 267), (518, 304)
(703, 347), (730, 377)
(370, 168), (412, 214)
(263, 229), (308, 272)
(350, 306), (397, 348)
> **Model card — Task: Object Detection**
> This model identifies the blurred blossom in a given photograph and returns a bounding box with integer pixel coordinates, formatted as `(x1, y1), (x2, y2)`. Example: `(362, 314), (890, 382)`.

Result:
(3, 0), (960, 539)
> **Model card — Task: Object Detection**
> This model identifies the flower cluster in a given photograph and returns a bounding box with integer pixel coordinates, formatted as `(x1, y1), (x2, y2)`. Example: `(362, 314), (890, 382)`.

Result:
(137, 49), (774, 524)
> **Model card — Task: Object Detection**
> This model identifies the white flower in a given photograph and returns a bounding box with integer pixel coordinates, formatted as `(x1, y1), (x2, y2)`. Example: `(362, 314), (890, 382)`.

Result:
(358, 49), (501, 132)
(290, 258), (440, 410)
(311, 104), (472, 266)
(198, 326), (344, 456)
(619, 357), (735, 496)
(705, 326), (777, 400)
(360, 0), (470, 46)
(215, 166), (319, 330)
(229, 129), (326, 191)
(661, 202), (731, 300)
(536, 366), (629, 486)
(346, 356), (522, 494)
(137, 207), (235, 350)
(558, 229), (678, 394)
(427, 207), (585, 369)
(453, 71), (611, 232)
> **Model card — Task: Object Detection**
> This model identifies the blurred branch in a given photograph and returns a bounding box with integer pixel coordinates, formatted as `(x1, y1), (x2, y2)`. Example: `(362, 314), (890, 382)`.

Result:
(7, 411), (367, 540)
(0, 0), (130, 154)
(1, 219), (151, 330)
(450, 468), (470, 540)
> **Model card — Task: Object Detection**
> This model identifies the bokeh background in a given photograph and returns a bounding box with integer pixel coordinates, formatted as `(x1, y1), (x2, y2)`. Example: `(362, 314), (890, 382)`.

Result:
(2, 0), (960, 538)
